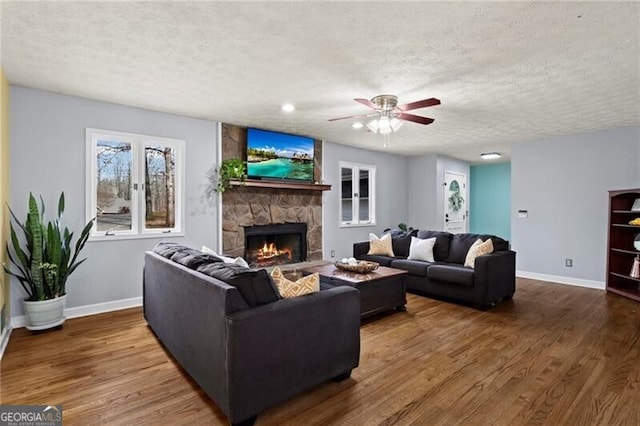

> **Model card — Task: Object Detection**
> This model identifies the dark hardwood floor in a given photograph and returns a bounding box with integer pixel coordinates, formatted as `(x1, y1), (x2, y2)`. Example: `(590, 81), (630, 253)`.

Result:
(2, 278), (639, 425)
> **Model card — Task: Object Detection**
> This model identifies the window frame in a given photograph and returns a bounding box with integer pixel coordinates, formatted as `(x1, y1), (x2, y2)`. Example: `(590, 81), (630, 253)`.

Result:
(85, 128), (185, 241)
(339, 161), (376, 227)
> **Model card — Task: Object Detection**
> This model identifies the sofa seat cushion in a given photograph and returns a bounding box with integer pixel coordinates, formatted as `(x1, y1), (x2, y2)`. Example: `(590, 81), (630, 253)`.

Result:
(196, 263), (280, 307)
(390, 259), (432, 277)
(357, 254), (394, 267)
(427, 265), (475, 287)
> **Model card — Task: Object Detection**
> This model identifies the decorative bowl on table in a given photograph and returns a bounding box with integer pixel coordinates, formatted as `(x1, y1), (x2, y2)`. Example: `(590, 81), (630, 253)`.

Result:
(334, 260), (379, 274)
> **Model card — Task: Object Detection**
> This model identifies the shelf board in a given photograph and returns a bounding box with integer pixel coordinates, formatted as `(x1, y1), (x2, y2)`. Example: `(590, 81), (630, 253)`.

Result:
(611, 224), (640, 229)
(612, 210), (640, 213)
(611, 248), (640, 255)
(607, 282), (640, 301)
(229, 179), (331, 191)
(610, 272), (640, 283)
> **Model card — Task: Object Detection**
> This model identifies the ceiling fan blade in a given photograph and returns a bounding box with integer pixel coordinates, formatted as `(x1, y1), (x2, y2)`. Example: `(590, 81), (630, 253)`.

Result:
(398, 113), (435, 125)
(397, 98), (441, 111)
(354, 98), (380, 110)
(328, 112), (378, 122)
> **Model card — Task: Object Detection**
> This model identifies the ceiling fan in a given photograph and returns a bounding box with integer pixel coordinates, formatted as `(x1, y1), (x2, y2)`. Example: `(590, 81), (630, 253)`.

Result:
(328, 94), (440, 134)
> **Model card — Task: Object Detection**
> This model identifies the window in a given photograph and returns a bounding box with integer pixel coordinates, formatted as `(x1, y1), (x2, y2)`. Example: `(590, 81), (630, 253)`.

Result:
(340, 162), (376, 227)
(86, 128), (185, 240)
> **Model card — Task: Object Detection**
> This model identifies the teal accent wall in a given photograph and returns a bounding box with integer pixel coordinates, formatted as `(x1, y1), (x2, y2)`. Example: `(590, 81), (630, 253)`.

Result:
(470, 163), (511, 240)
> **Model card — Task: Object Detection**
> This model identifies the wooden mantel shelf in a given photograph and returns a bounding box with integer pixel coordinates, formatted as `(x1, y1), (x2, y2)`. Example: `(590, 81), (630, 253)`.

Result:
(229, 179), (332, 191)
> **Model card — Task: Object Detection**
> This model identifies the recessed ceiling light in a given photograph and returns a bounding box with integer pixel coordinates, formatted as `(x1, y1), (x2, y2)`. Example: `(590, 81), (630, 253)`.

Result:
(480, 152), (502, 160)
(281, 103), (295, 113)
(352, 122), (363, 129)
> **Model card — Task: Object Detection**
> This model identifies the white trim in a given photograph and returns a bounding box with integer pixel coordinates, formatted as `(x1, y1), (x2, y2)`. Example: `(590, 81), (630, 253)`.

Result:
(10, 296), (143, 329)
(339, 161), (376, 227)
(216, 122), (223, 252)
(86, 128), (185, 241)
(0, 326), (12, 361)
(516, 270), (605, 290)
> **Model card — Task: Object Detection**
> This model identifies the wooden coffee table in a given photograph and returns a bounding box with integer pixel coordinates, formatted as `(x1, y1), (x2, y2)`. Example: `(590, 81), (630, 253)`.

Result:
(302, 263), (408, 318)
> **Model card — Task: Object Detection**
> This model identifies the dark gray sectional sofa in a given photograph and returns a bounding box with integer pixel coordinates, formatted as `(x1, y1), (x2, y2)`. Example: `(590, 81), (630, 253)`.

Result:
(144, 242), (361, 426)
(354, 230), (516, 310)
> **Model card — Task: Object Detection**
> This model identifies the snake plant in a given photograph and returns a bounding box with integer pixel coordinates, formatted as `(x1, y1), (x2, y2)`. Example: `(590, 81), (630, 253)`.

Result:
(3, 192), (93, 301)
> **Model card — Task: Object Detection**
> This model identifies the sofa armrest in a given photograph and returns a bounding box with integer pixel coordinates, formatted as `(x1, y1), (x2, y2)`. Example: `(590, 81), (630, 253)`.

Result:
(474, 250), (516, 306)
(353, 240), (370, 258)
(225, 286), (360, 423)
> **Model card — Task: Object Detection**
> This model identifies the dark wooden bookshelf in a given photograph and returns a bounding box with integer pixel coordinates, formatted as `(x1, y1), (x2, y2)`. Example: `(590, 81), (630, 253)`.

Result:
(606, 188), (640, 301)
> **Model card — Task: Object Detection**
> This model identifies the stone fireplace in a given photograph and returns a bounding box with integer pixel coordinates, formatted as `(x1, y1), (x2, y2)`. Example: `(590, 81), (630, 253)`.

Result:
(244, 223), (307, 267)
(221, 124), (326, 263)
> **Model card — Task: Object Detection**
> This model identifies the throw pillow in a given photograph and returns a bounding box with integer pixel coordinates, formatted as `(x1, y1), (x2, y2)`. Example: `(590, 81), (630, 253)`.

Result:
(202, 245), (250, 268)
(367, 233), (394, 257)
(464, 238), (494, 268)
(197, 262), (280, 306)
(270, 267), (320, 299)
(408, 237), (436, 262)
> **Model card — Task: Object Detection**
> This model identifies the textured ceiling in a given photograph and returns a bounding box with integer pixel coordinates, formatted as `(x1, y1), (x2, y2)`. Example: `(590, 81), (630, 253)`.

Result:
(2, 2), (639, 162)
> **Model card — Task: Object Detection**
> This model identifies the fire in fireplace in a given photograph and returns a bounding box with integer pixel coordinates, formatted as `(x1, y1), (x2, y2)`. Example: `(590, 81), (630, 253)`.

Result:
(244, 223), (307, 267)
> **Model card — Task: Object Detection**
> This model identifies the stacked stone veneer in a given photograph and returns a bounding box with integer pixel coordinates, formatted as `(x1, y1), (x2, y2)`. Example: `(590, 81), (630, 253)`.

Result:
(221, 123), (323, 261)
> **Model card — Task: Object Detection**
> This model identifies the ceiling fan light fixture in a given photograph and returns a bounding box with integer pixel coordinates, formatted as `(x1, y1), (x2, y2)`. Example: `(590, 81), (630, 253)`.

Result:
(366, 119), (379, 133)
(390, 117), (403, 132)
(480, 152), (502, 160)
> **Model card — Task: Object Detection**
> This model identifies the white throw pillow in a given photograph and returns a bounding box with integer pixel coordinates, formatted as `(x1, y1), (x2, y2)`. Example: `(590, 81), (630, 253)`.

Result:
(367, 233), (394, 257)
(464, 239), (494, 268)
(202, 245), (250, 268)
(408, 237), (436, 262)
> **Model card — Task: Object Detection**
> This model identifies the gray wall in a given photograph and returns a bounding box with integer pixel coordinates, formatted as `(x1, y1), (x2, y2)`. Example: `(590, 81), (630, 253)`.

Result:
(407, 154), (470, 231)
(407, 154), (438, 230)
(322, 141), (409, 260)
(511, 126), (640, 285)
(9, 87), (217, 317)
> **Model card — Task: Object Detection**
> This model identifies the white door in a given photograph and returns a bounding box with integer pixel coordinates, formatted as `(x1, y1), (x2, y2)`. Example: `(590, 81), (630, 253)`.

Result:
(444, 171), (467, 233)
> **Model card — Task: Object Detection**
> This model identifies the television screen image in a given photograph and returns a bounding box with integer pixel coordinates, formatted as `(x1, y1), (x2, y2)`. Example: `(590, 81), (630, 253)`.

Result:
(246, 128), (315, 181)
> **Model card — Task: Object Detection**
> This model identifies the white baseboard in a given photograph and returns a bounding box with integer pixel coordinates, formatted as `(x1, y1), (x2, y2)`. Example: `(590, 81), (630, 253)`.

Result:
(10, 296), (143, 329)
(516, 270), (605, 290)
(0, 326), (12, 361)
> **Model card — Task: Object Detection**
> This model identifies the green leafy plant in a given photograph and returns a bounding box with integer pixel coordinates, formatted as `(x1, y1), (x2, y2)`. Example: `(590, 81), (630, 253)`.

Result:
(214, 158), (247, 194)
(397, 223), (414, 232)
(3, 192), (93, 301)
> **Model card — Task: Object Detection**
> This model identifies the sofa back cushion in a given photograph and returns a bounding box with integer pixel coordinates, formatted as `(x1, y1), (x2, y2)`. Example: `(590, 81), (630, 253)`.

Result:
(416, 230), (453, 261)
(447, 233), (509, 264)
(153, 241), (192, 259)
(384, 228), (418, 257)
(196, 262), (280, 307)
(170, 248), (223, 270)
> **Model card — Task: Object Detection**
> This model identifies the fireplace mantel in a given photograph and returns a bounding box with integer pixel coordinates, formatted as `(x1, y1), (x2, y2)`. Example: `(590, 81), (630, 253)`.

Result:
(230, 179), (331, 191)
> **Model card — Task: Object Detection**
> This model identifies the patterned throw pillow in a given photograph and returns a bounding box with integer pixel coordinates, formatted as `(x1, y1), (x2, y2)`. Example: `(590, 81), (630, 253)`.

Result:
(368, 233), (395, 257)
(464, 238), (494, 268)
(270, 267), (320, 299)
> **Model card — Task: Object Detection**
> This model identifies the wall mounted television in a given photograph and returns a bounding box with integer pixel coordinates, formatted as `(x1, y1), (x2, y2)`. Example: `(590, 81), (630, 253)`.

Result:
(246, 128), (315, 182)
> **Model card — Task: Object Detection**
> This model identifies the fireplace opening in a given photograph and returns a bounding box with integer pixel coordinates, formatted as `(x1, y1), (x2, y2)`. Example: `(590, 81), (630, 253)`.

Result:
(244, 223), (307, 268)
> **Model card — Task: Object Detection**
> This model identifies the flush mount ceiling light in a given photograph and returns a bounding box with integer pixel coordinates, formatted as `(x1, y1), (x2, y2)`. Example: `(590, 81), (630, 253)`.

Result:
(351, 122), (364, 129)
(480, 152), (502, 160)
(281, 103), (295, 113)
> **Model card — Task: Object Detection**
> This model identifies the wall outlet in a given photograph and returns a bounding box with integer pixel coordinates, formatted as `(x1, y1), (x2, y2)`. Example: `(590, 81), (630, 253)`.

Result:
(330, 250), (335, 258)
(565, 258), (573, 267)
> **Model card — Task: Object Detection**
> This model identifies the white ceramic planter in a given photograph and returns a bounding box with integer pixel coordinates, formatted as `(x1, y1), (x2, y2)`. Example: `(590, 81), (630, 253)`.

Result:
(22, 294), (67, 330)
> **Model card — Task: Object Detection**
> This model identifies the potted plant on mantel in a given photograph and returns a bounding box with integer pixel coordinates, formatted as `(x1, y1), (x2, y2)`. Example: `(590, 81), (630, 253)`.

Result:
(213, 158), (247, 194)
(3, 192), (93, 331)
